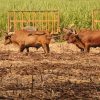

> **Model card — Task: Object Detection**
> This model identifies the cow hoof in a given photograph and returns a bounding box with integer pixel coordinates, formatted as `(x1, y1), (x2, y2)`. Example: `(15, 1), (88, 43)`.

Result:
(25, 52), (29, 56)
(44, 53), (49, 56)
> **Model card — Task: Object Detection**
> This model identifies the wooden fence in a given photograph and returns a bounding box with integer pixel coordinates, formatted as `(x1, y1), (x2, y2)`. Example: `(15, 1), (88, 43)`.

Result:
(7, 10), (60, 34)
(92, 9), (100, 30)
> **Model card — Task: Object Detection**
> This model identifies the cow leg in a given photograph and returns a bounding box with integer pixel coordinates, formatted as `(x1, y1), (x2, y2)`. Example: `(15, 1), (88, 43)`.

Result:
(20, 45), (25, 52)
(46, 44), (50, 53)
(42, 44), (48, 55)
(26, 47), (29, 52)
(25, 47), (29, 55)
(84, 44), (90, 53)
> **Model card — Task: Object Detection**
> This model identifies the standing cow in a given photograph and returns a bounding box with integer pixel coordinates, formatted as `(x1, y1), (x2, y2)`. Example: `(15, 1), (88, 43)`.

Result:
(63, 28), (100, 53)
(4, 30), (52, 55)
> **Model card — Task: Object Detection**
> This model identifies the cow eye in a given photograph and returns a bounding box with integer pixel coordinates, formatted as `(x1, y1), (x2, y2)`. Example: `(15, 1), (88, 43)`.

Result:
(5, 36), (10, 39)
(5, 36), (8, 39)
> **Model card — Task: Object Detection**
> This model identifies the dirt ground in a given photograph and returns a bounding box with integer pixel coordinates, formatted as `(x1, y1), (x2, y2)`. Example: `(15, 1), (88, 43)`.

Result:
(0, 40), (100, 100)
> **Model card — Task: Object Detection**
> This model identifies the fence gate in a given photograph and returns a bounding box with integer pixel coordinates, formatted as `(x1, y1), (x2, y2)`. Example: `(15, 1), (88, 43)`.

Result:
(7, 10), (60, 34)
(92, 9), (100, 30)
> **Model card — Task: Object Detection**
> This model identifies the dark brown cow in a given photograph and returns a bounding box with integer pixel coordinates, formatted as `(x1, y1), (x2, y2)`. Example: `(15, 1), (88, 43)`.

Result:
(63, 28), (85, 51)
(67, 33), (85, 52)
(63, 28), (100, 52)
(4, 30), (51, 54)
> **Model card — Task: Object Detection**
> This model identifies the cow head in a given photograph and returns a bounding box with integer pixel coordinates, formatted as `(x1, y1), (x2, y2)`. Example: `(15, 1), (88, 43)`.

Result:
(4, 32), (13, 45)
(62, 27), (77, 41)
(67, 33), (85, 51)
(67, 34), (78, 43)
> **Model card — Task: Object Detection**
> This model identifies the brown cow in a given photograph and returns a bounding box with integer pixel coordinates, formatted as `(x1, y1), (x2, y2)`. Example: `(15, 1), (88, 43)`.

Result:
(4, 30), (51, 55)
(63, 28), (85, 51)
(64, 28), (100, 52)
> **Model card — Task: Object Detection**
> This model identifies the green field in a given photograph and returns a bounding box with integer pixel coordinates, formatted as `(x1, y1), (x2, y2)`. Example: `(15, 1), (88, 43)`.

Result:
(0, 0), (100, 32)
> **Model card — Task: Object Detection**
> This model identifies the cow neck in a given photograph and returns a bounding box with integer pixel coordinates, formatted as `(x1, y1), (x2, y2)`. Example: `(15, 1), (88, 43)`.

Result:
(75, 34), (85, 47)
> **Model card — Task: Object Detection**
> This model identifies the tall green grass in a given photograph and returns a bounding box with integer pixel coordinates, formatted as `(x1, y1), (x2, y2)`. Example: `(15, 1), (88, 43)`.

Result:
(0, 0), (100, 32)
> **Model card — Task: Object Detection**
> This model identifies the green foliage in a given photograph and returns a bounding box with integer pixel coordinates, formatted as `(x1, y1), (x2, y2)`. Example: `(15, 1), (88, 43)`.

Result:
(0, 0), (100, 32)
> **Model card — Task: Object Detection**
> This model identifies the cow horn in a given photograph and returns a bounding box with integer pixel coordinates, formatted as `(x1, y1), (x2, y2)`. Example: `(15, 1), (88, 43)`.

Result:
(68, 24), (75, 29)
(63, 27), (67, 31)
(68, 24), (77, 33)
(72, 29), (77, 34)
(8, 32), (15, 35)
